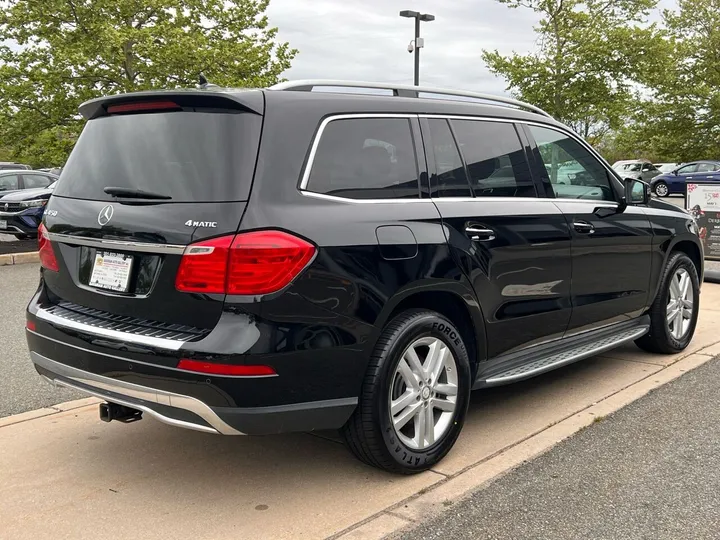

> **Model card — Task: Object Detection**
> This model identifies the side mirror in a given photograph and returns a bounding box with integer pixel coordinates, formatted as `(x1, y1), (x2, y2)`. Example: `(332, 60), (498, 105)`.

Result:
(624, 177), (649, 206)
(671, 169), (679, 175)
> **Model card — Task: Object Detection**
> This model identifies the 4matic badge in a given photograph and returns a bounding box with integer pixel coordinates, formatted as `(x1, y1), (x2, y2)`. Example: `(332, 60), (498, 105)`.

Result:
(184, 220), (217, 228)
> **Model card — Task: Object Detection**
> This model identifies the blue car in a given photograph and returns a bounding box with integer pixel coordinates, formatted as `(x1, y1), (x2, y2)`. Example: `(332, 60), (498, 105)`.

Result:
(650, 160), (720, 197)
(0, 180), (57, 239)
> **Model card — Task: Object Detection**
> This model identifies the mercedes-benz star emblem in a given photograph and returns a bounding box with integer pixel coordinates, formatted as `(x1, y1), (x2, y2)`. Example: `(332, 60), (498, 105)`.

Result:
(97, 205), (114, 226)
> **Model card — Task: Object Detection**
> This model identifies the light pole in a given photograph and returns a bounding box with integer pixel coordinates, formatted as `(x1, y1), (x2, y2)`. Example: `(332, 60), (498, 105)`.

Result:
(399, 10), (435, 86)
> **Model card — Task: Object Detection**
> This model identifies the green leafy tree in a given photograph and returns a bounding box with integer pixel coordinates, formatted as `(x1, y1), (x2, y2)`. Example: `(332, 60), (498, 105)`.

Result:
(0, 0), (296, 166)
(482, 0), (665, 145)
(633, 0), (720, 161)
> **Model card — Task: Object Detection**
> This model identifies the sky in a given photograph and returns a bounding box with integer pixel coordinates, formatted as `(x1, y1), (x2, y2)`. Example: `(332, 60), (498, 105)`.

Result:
(265, 0), (543, 96)
(266, 0), (679, 96)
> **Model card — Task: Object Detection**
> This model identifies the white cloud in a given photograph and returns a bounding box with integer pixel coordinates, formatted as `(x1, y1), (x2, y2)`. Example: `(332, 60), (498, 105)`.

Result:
(266, 0), (542, 95)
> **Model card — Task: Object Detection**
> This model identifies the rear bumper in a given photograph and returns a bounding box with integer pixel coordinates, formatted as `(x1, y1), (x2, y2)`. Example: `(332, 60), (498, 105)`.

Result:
(32, 350), (357, 435)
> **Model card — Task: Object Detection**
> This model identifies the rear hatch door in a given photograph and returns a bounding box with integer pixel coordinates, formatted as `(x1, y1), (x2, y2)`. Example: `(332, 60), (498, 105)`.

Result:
(43, 92), (263, 330)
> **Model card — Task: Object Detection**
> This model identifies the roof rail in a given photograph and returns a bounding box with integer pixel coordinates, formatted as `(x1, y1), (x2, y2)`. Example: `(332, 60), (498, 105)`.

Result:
(270, 79), (552, 118)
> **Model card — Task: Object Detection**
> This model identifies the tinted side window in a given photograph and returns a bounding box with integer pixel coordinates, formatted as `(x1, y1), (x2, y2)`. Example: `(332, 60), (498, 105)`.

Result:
(0, 174), (20, 191)
(529, 125), (615, 201)
(307, 118), (420, 199)
(678, 163), (699, 174)
(451, 120), (535, 197)
(426, 118), (471, 198)
(696, 163), (716, 173)
(22, 174), (51, 189)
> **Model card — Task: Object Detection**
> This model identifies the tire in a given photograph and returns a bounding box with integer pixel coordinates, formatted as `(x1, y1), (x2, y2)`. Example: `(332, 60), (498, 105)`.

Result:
(636, 252), (700, 354)
(341, 309), (472, 474)
(654, 181), (669, 197)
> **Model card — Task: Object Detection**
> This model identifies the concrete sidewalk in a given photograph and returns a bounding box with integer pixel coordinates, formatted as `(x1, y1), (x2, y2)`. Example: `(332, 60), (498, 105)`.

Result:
(398, 356), (720, 540)
(2, 285), (720, 540)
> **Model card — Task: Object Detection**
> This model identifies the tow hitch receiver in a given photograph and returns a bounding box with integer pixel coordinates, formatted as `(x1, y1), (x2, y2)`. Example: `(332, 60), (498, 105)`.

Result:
(99, 402), (143, 423)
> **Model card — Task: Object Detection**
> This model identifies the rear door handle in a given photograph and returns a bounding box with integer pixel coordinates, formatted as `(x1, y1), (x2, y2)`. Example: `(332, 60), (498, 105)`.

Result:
(465, 227), (496, 241)
(573, 221), (595, 234)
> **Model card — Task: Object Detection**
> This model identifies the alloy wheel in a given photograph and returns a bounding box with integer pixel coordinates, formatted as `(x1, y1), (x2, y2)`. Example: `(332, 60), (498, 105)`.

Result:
(655, 183), (669, 197)
(667, 268), (694, 339)
(388, 336), (458, 450)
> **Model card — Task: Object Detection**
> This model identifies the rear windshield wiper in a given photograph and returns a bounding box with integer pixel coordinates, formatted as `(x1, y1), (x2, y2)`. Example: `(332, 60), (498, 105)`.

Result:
(103, 187), (172, 200)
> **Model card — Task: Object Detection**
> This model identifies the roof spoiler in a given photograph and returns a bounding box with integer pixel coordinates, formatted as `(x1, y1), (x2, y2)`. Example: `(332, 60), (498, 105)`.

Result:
(79, 89), (264, 120)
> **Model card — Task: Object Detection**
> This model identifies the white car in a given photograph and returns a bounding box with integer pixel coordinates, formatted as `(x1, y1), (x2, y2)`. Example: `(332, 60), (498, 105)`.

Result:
(654, 162), (683, 174)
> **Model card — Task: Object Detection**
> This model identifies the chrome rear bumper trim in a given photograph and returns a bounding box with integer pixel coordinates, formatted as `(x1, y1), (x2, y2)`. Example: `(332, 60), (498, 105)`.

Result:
(0, 225), (25, 233)
(31, 352), (243, 435)
(36, 306), (187, 351)
(47, 232), (186, 255)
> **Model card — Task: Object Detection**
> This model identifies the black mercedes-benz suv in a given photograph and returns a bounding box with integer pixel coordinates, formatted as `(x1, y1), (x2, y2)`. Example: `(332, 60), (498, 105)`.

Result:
(26, 80), (703, 474)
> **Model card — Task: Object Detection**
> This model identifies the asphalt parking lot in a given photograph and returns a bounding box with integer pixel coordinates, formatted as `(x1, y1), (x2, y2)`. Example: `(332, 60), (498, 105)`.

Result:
(398, 355), (720, 540)
(0, 264), (82, 417)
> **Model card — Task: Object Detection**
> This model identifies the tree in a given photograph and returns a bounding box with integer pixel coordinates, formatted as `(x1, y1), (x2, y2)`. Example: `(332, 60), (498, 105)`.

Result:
(482, 0), (666, 145)
(633, 0), (720, 161)
(0, 0), (296, 166)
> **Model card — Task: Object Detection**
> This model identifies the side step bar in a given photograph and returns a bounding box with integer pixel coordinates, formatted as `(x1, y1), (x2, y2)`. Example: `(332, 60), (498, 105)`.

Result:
(476, 324), (649, 388)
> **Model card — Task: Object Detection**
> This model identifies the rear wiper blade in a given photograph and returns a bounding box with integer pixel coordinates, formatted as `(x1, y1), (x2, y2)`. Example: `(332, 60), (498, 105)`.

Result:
(103, 187), (172, 200)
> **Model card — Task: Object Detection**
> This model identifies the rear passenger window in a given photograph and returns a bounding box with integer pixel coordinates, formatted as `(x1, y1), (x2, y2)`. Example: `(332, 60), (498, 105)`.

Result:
(306, 118), (420, 199)
(426, 119), (471, 198)
(451, 120), (535, 198)
(697, 163), (717, 173)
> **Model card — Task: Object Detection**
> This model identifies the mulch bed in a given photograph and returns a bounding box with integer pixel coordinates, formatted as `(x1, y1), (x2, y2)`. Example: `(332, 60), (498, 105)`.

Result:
(0, 234), (37, 256)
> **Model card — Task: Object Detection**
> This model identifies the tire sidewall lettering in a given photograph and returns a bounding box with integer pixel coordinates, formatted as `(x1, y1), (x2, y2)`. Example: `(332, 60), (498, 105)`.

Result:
(377, 314), (471, 472)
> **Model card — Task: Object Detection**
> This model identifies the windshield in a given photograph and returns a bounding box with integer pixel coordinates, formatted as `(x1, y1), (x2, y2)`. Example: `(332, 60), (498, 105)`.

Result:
(53, 111), (261, 202)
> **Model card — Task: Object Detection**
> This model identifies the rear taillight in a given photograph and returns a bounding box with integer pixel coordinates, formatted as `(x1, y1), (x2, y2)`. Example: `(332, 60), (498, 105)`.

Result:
(175, 235), (233, 294)
(177, 359), (276, 377)
(175, 231), (316, 295)
(37, 223), (59, 272)
(227, 231), (316, 295)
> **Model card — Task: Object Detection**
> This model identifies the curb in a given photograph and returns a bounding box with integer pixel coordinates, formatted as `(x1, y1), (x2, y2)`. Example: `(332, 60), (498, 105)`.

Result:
(332, 344), (720, 540)
(0, 397), (101, 429)
(0, 251), (39, 266)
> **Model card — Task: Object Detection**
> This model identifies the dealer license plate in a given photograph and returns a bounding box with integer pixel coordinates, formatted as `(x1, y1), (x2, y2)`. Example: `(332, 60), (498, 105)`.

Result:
(89, 251), (133, 292)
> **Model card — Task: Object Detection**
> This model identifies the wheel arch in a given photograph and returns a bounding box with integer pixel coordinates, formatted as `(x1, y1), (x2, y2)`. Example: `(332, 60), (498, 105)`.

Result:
(651, 235), (704, 302)
(374, 281), (487, 370)
(671, 239), (703, 279)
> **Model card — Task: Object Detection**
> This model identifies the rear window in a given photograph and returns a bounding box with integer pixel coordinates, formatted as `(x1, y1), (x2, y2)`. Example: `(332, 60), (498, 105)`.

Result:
(450, 120), (535, 197)
(306, 118), (420, 199)
(54, 111), (261, 202)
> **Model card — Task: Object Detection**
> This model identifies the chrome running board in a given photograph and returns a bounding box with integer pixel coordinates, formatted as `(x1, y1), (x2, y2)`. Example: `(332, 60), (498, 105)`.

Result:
(478, 325), (649, 387)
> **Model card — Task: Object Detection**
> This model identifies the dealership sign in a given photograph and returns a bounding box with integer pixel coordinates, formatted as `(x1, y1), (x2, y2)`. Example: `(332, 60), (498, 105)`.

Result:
(687, 183), (720, 261)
